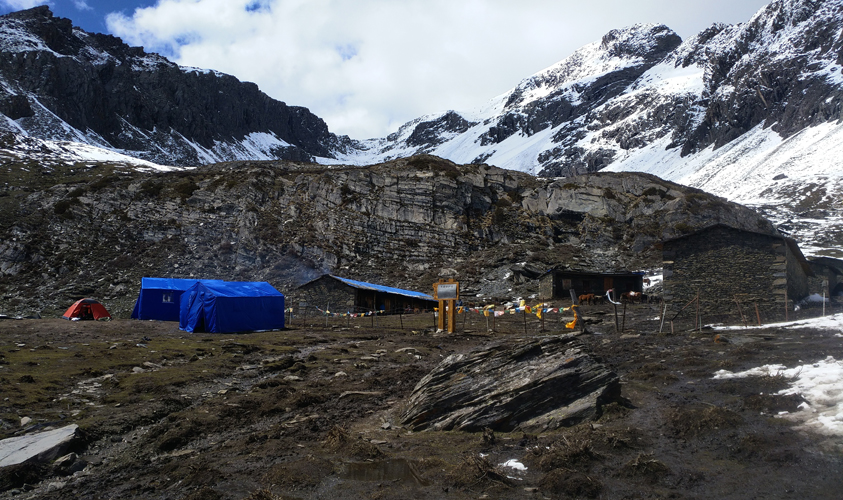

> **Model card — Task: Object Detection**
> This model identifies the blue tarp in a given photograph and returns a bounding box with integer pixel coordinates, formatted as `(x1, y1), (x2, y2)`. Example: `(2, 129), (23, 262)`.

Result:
(131, 277), (226, 321)
(179, 281), (285, 333)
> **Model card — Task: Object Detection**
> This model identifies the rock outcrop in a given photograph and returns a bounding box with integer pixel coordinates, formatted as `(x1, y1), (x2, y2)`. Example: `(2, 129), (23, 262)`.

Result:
(0, 424), (80, 467)
(0, 155), (776, 317)
(400, 335), (621, 432)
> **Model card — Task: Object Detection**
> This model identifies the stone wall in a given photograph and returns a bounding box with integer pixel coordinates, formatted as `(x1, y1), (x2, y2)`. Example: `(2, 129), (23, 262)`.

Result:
(663, 226), (791, 324)
(292, 276), (356, 313)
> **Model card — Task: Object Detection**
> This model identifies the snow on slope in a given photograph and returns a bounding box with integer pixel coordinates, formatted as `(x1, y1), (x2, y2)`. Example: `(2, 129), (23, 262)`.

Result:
(0, 134), (179, 172)
(332, 1), (843, 257)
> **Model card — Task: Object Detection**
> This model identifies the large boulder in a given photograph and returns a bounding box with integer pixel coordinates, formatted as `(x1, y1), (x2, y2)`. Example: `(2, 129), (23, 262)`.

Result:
(400, 335), (620, 432)
(0, 424), (80, 467)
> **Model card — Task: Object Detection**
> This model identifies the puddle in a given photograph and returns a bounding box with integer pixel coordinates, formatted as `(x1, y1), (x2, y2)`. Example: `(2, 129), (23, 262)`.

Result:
(340, 459), (429, 485)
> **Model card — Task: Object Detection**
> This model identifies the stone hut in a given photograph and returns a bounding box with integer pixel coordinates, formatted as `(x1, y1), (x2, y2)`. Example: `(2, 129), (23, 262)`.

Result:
(662, 224), (814, 323)
(808, 257), (843, 297)
(294, 275), (437, 314)
(539, 269), (644, 301)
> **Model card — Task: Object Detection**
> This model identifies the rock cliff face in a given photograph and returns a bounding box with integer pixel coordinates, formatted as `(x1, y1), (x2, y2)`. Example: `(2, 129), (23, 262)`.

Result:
(0, 7), (348, 166)
(0, 154), (773, 317)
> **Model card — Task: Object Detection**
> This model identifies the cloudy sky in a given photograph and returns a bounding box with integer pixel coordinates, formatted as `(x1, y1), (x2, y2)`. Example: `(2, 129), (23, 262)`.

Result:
(1, 0), (770, 139)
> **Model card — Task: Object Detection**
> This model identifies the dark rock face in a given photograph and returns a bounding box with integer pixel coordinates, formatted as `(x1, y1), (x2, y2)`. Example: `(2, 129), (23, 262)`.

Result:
(400, 335), (621, 432)
(539, 0), (843, 176)
(406, 111), (476, 148)
(476, 24), (682, 149)
(0, 7), (343, 166)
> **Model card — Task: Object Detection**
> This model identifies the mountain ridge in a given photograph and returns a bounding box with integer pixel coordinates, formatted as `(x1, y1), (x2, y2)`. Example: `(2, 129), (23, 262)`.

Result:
(0, 6), (350, 166)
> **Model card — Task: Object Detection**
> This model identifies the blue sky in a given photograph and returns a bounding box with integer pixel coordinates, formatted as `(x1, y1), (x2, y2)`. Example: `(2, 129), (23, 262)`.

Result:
(0, 0), (772, 139)
(0, 1), (152, 33)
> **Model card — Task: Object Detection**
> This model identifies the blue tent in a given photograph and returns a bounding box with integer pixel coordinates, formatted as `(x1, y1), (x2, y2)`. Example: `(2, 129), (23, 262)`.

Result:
(131, 277), (226, 321)
(179, 281), (285, 333)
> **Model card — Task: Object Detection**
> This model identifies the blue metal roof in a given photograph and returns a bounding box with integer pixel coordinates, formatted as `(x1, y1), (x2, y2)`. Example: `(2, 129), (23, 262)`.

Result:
(140, 277), (226, 291)
(330, 275), (435, 301)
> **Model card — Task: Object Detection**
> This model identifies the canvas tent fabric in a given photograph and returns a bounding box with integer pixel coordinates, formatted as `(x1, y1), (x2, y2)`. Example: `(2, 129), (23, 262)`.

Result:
(131, 277), (225, 321)
(62, 298), (111, 320)
(179, 281), (285, 333)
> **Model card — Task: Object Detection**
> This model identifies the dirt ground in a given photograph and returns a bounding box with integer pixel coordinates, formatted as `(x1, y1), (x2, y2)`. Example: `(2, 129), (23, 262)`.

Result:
(1, 301), (842, 499)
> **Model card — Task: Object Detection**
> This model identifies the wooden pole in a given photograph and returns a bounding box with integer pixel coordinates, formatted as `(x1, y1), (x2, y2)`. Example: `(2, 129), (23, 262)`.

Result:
(541, 307), (545, 332)
(614, 303), (619, 333)
(326, 302), (329, 328)
(755, 303), (761, 326)
(695, 293), (700, 331)
(621, 302), (627, 332)
(734, 296), (747, 328)
(400, 311), (404, 331)
(659, 302), (667, 334)
(523, 309), (528, 335)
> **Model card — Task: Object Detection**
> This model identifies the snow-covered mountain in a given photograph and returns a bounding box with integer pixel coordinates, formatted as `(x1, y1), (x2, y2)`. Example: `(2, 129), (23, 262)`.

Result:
(1, 1), (842, 256)
(0, 6), (350, 166)
(335, 0), (843, 256)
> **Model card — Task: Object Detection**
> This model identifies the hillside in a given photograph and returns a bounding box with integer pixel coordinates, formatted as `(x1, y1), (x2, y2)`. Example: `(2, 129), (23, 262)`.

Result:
(0, 155), (771, 317)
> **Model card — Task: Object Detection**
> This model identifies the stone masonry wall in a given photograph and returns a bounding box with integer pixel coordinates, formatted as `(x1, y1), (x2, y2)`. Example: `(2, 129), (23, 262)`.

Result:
(663, 226), (787, 324)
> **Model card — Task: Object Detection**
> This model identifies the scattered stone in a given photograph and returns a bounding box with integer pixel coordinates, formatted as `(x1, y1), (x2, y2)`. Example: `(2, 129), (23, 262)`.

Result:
(20, 417), (31, 427)
(334, 371), (348, 378)
(284, 375), (303, 382)
(131, 367), (144, 373)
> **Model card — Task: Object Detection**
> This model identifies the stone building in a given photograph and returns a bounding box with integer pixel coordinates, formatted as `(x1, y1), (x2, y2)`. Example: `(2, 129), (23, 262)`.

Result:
(294, 275), (437, 314)
(808, 257), (843, 297)
(662, 224), (814, 323)
(539, 269), (644, 301)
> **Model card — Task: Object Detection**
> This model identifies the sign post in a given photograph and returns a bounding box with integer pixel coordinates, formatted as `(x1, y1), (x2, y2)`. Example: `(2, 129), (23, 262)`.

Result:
(433, 279), (459, 333)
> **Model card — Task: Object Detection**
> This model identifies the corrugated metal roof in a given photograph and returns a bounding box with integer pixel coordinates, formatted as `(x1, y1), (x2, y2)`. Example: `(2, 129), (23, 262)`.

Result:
(140, 277), (226, 290)
(330, 275), (435, 301)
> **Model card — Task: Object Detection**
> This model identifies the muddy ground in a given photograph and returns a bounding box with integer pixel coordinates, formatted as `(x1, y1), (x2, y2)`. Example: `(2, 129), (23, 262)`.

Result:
(1, 302), (842, 499)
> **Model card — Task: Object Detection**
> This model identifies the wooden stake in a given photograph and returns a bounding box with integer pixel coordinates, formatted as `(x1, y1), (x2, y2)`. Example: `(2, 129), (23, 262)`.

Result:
(621, 302), (627, 332)
(755, 303), (762, 326)
(659, 302), (667, 334)
(696, 293), (700, 332)
(523, 309), (528, 335)
(734, 296), (747, 328)
(614, 303), (619, 333)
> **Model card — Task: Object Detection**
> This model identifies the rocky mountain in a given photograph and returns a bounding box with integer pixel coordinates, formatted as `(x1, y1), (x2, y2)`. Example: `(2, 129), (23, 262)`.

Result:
(0, 6), (351, 166)
(0, 155), (771, 317)
(338, 0), (843, 257)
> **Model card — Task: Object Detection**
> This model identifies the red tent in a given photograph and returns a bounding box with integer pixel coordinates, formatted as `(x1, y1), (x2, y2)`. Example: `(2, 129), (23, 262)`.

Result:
(62, 298), (111, 320)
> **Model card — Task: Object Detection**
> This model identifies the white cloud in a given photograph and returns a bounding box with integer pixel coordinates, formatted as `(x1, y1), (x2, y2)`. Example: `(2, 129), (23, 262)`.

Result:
(1, 0), (50, 10)
(105, 0), (770, 140)
(73, 0), (92, 11)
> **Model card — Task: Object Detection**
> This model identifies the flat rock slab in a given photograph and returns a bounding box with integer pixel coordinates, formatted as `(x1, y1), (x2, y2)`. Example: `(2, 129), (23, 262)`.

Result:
(400, 335), (620, 432)
(0, 425), (79, 467)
